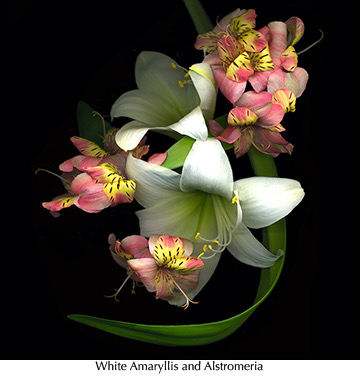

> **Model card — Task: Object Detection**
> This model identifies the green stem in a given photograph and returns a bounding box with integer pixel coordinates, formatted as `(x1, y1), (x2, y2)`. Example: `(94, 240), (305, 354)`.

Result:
(182, 0), (213, 34)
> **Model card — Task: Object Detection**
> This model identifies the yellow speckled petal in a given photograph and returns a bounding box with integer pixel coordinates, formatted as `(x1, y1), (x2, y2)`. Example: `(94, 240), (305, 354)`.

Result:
(103, 178), (136, 204)
(230, 9), (256, 38)
(226, 51), (254, 82)
(281, 46), (298, 72)
(250, 44), (274, 72)
(272, 89), (296, 113)
(70, 136), (109, 158)
(152, 235), (185, 266)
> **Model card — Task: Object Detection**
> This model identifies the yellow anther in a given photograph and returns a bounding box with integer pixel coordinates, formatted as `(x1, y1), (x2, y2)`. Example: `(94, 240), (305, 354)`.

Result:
(184, 72), (190, 78)
(212, 240), (220, 244)
(178, 80), (184, 88)
(195, 232), (201, 240)
(171, 62), (177, 69)
(197, 252), (204, 259)
(203, 245), (208, 253)
(232, 195), (239, 204)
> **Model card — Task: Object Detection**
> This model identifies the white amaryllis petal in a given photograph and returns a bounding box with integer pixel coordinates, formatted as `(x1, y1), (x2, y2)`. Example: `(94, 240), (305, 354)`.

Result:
(188, 63), (217, 120)
(111, 51), (213, 151)
(116, 106), (208, 151)
(228, 223), (283, 267)
(125, 153), (181, 208)
(166, 106), (208, 142)
(180, 138), (234, 201)
(115, 120), (150, 152)
(135, 51), (199, 114)
(234, 177), (305, 229)
(110, 89), (182, 125)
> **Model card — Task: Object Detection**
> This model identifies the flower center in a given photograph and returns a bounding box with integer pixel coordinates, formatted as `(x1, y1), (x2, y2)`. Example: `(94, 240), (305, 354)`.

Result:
(195, 191), (241, 259)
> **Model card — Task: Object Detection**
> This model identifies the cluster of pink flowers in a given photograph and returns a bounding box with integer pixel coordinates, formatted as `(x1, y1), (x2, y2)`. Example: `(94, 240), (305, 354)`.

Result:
(195, 8), (308, 157)
(40, 127), (152, 217)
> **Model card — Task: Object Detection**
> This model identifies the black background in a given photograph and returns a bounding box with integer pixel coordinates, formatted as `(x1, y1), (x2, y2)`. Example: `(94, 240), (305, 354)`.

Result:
(13, 0), (355, 360)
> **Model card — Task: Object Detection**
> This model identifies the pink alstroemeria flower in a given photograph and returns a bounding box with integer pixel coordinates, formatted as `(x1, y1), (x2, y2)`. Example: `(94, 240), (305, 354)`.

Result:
(127, 235), (204, 309)
(250, 17), (309, 97)
(210, 90), (294, 157)
(42, 170), (114, 215)
(41, 128), (140, 215)
(195, 8), (274, 104)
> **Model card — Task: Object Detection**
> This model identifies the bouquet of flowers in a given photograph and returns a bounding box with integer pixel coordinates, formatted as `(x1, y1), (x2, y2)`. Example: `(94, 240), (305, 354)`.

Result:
(36, 1), (322, 346)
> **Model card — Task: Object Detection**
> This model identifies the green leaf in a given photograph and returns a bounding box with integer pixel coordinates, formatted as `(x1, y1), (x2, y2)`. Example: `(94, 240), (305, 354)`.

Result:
(68, 146), (286, 346)
(182, 0), (213, 35)
(76, 101), (112, 147)
(161, 136), (195, 169)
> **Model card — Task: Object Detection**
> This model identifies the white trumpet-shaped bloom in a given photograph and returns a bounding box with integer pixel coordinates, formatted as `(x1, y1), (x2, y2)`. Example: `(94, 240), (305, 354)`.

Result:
(111, 51), (217, 151)
(126, 138), (304, 305)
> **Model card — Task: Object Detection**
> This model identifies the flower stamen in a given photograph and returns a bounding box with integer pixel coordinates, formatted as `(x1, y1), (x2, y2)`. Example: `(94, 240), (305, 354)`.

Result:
(170, 276), (199, 310)
(105, 274), (132, 302)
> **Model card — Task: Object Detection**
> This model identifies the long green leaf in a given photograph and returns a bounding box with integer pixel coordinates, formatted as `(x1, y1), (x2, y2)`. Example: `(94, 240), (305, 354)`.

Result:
(182, 0), (213, 34)
(68, 147), (286, 346)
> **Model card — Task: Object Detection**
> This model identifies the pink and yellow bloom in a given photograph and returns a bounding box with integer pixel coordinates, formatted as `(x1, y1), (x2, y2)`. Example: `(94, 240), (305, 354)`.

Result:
(210, 90), (294, 157)
(195, 8), (274, 104)
(41, 129), (139, 215)
(250, 17), (308, 96)
(127, 235), (204, 308)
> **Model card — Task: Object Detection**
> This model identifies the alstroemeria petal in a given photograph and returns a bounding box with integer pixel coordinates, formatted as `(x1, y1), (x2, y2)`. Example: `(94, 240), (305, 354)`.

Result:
(268, 21), (288, 59)
(228, 223), (283, 267)
(234, 176), (304, 229)
(267, 67), (309, 97)
(70, 136), (109, 158)
(286, 16), (305, 46)
(152, 235), (185, 265)
(121, 235), (151, 259)
(70, 173), (110, 213)
(226, 51), (254, 82)
(166, 256), (204, 274)
(249, 44), (274, 71)
(230, 9), (256, 37)
(234, 90), (272, 110)
(42, 195), (74, 212)
(195, 31), (219, 53)
(281, 46), (298, 71)
(127, 258), (158, 293)
(238, 29), (267, 53)
(272, 88), (296, 113)
(228, 107), (258, 127)
(125, 153), (181, 208)
(213, 68), (247, 104)
(217, 35), (242, 66)
(180, 138), (234, 201)
(252, 127), (294, 157)
(255, 103), (284, 128)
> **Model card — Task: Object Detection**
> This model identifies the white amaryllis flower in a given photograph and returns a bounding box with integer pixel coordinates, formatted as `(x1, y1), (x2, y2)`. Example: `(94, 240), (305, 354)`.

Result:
(111, 51), (217, 151)
(126, 138), (304, 305)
